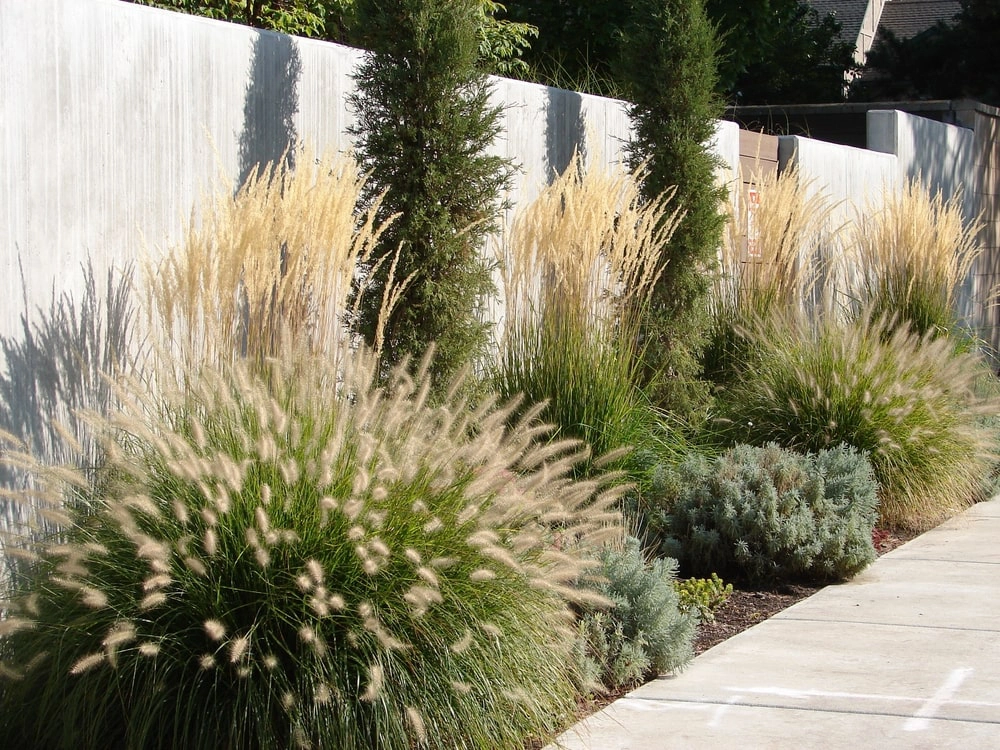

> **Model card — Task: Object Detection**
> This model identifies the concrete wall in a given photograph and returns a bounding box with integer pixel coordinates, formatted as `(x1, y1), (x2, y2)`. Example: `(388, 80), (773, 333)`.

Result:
(1, 0), (360, 340)
(0, 0), (651, 345)
(779, 134), (899, 212)
(969, 109), (1000, 356)
(2, 0), (986, 354)
(867, 109), (978, 220)
(777, 135), (899, 307)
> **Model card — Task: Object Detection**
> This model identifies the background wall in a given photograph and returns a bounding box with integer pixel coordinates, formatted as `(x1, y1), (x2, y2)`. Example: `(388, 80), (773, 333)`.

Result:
(0, 0), (988, 352)
(1, 0), (651, 344)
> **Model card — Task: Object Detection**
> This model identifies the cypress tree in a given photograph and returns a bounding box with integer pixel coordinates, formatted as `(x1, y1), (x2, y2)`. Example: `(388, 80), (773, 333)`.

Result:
(618, 0), (727, 421)
(349, 0), (514, 390)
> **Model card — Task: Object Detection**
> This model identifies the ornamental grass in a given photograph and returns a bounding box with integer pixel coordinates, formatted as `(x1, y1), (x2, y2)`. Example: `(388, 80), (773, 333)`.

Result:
(715, 308), (998, 530)
(845, 179), (984, 346)
(703, 165), (835, 386)
(0, 150), (628, 749)
(0, 351), (624, 749)
(493, 154), (683, 473)
(142, 150), (405, 378)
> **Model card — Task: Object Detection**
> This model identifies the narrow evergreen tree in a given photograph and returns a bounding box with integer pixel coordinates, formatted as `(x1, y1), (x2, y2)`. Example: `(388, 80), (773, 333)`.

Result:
(349, 0), (514, 389)
(617, 0), (727, 421)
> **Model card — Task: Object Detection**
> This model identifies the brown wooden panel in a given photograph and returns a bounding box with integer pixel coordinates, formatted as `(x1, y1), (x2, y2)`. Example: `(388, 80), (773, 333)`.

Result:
(739, 130), (779, 163)
(739, 156), (777, 183)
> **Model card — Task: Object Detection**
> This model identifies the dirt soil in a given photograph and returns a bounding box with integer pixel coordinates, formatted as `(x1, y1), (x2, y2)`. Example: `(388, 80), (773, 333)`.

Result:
(693, 527), (918, 654)
(528, 528), (919, 748)
(692, 582), (818, 653)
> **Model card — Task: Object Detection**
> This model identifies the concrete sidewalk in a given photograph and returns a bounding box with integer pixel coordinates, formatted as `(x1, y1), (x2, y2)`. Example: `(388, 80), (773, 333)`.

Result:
(549, 498), (1000, 749)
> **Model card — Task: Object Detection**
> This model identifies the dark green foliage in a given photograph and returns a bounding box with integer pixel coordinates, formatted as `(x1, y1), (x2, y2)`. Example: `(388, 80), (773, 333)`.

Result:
(709, 0), (856, 105)
(660, 443), (879, 583)
(124, 0), (536, 71)
(575, 537), (695, 692)
(502, 0), (853, 104)
(349, 0), (514, 391)
(474, 1), (538, 75)
(852, 0), (999, 107)
(617, 0), (727, 421)
(500, 0), (626, 92)
(123, 0), (335, 38)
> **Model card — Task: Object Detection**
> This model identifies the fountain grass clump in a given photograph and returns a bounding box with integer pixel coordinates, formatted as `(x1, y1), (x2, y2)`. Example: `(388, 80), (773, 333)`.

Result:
(0, 350), (625, 749)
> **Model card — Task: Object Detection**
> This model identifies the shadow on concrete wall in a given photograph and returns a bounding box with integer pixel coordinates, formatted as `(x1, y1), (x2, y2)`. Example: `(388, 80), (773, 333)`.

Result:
(238, 30), (303, 189)
(545, 87), (586, 179)
(0, 261), (135, 580)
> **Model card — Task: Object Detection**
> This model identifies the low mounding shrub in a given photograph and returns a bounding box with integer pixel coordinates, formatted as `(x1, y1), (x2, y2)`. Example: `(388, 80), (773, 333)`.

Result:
(674, 573), (733, 623)
(574, 536), (694, 693)
(660, 443), (879, 583)
(715, 310), (999, 530)
(0, 351), (625, 750)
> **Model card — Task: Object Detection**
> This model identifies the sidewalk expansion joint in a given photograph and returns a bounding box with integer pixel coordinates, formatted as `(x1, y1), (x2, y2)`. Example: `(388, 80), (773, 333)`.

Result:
(771, 616), (1000, 633)
(618, 695), (1000, 726)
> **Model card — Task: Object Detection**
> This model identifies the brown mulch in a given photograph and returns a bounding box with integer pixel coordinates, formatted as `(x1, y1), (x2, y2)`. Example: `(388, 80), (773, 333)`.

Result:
(527, 527), (920, 748)
(692, 582), (818, 653)
(693, 526), (919, 654)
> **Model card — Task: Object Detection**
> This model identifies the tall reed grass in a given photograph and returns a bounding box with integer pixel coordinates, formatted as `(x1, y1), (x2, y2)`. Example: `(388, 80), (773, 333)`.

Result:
(703, 166), (835, 385)
(494, 155), (683, 470)
(845, 180), (983, 344)
(143, 151), (404, 380)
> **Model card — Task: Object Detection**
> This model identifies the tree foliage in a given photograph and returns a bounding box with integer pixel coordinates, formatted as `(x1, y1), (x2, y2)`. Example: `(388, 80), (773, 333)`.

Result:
(474, 1), (539, 75)
(852, 1), (1000, 107)
(617, 0), (727, 420)
(502, 0), (854, 104)
(123, 0), (338, 38)
(349, 0), (514, 391)
(123, 0), (536, 74)
(708, 0), (856, 104)
(500, 0), (628, 92)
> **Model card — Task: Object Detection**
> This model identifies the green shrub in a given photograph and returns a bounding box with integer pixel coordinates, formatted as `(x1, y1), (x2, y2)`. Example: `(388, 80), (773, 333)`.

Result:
(674, 573), (732, 623)
(618, 0), (727, 421)
(349, 0), (514, 392)
(715, 310), (999, 530)
(661, 443), (879, 583)
(574, 537), (695, 693)
(0, 352), (626, 750)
